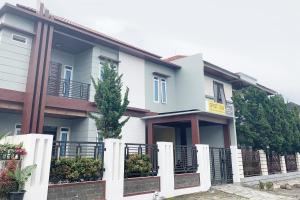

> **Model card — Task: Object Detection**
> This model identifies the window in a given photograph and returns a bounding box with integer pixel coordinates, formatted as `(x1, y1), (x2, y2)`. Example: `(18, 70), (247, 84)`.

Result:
(99, 55), (119, 80)
(213, 81), (226, 104)
(15, 124), (21, 135)
(60, 127), (69, 156)
(12, 34), (27, 44)
(161, 79), (167, 104)
(153, 76), (159, 103)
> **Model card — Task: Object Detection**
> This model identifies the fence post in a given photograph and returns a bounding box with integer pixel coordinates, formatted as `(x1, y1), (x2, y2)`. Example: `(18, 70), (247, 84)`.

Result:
(258, 150), (268, 176)
(296, 153), (300, 172)
(3, 134), (53, 200)
(280, 155), (287, 174)
(195, 144), (211, 191)
(230, 146), (242, 183)
(157, 142), (175, 198)
(103, 139), (124, 200)
(237, 148), (244, 179)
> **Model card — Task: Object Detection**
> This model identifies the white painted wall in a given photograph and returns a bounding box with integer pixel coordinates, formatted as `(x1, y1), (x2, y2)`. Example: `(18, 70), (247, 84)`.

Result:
(204, 75), (233, 101)
(121, 116), (145, 144)
(119, 52), (146, 109)
(90, 45), (119, 101)
(0, 29), (32, 92)
(199, 125), (224, 148)
(2, 13), (34, 33)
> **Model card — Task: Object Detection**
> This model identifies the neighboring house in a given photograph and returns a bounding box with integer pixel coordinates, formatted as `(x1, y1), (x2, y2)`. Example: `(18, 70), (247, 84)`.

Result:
(0, 3), (276, 151)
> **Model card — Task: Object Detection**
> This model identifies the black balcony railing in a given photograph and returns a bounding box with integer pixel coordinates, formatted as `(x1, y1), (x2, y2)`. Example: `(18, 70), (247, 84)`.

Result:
(174, 145), (198, 174)
(124, 143), (158, 178)
(47, 76), (90, 100)
(51, 141), (105, 160)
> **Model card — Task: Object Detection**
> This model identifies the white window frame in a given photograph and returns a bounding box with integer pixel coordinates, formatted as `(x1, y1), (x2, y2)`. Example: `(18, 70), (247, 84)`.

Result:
(161, 78), (167, 104)
(59, 127), (70, 141)
(63, 65), (73, 97)
(14, 124), (22, 135)
(11, 34), (27, 44)
(153, 76), (160, 103)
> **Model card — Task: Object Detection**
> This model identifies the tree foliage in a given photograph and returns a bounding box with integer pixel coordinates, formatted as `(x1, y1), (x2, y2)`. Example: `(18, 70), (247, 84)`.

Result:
(89, 62), (129, 139)
(233, 86), (300, 154)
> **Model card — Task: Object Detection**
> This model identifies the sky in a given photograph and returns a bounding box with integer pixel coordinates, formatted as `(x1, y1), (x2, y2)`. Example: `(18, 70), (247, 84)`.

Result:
(1, 0), (300, 103)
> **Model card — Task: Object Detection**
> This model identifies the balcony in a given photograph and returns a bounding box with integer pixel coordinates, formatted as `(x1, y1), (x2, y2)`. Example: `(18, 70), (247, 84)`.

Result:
(47, 76), (90, 101)
(205, 96), (234, 117)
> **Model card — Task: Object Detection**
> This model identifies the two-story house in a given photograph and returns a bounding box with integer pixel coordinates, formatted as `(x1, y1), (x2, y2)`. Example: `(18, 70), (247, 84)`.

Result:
(0, 3), (276, 150)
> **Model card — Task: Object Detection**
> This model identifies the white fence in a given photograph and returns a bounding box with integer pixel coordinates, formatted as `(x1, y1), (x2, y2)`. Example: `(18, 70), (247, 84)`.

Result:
(1, 135), (245, 200)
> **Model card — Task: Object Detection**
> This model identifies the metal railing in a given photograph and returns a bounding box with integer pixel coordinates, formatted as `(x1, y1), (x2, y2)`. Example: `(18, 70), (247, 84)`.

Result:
(52, 141), (105, 160)
(174, 145), (198, 174)
(266, 152), (281, 174)
(285, 154), (297, 172)
(47, 76), (90, 100)
(0, 153), (21, 161)
(241, 148), (261, 177)
(124, 143), (158, 178)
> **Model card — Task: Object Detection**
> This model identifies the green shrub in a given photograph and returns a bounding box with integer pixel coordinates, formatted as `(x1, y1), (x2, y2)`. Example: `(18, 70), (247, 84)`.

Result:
(49, 158), (102, 183)
(265, 182), (274, 191)
(125, 154), (152, 177)
(259, 181), (265, 190)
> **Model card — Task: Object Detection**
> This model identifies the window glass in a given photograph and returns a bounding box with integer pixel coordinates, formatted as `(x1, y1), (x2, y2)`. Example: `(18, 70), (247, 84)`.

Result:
(15, 124), (21, 135)
(99, 57), (119, 80)
(213, 81), (226, 104)
(153, 77), (159, 103)
(12, 34), (26, 43)
(161, 79), (167, 104)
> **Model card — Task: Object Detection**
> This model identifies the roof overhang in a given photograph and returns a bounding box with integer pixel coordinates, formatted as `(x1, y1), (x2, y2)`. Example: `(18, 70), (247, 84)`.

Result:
(204, 60), (277, 95)
(0, 3), (181, 70)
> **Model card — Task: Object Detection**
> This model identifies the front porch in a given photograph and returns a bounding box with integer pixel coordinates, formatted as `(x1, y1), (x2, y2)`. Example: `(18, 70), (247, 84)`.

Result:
(145, 111), (235, 148)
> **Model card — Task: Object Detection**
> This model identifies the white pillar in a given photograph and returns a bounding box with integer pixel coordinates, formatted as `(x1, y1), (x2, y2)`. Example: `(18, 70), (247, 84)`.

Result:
(230, 146), (242, 183)
(258, 150), (268, 176)
(280, 155), (287, 174)
(195, 144), (211, 191)
(296, 153), (300, 172)
(4, 134), (53, 200)
(103, 139), (124, 200)
(237, 148), (244, 179)
(157, 142), (174, 198)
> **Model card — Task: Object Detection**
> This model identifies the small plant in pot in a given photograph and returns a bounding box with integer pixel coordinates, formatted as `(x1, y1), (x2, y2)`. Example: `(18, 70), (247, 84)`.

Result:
(8, 165), (36, 200)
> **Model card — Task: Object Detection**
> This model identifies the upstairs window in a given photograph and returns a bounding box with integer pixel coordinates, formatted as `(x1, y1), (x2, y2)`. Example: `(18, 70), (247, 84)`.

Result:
(161, 79), (167, 104)
(99, 55), (119, 80)
(12, 34), (27, 44)
(153, 76), (159, 103)
(213, 81), (226, 104)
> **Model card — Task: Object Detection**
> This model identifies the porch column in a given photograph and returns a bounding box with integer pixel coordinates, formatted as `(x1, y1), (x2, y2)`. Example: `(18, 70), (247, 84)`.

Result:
(147, 121), (154, 144)
(191, 117), (200, 145)
(223, 125), (231, 148)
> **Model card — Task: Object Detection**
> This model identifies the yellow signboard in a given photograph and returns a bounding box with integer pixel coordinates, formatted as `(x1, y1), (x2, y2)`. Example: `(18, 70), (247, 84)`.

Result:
(207, 100), (226, 115)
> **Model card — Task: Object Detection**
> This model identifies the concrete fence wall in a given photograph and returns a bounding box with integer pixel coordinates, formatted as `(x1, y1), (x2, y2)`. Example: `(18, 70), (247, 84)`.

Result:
(241, 149), (300, 185)
(1, 136), (214, 200)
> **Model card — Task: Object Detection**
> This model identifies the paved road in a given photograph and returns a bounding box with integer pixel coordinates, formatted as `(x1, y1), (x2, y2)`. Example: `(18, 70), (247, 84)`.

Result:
(171, 184), (297, 200)
(215, 184), (295, 200)
(171, 189), (247, 200)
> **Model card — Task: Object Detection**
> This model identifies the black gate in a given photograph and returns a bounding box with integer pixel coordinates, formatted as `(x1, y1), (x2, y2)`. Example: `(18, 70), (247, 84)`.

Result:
(210, 147), (233, 185)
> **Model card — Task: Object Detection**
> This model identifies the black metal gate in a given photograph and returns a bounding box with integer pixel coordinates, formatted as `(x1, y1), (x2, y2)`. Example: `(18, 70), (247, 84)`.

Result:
(210, 147), (233, 185)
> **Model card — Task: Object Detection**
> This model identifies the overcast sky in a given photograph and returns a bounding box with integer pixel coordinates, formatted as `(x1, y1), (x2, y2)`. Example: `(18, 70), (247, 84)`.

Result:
(1, 0), (300, 103)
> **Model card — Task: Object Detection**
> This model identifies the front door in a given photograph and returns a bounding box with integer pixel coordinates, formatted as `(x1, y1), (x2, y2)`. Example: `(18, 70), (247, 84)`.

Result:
(60, 127), (69, 156)
(63, 66), (73, 97)
(210, 147), (233, 185)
